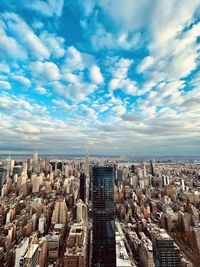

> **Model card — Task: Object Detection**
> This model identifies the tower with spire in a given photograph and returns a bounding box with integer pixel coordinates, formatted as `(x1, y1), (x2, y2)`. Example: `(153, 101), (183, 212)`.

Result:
(33, 147), (38, 163)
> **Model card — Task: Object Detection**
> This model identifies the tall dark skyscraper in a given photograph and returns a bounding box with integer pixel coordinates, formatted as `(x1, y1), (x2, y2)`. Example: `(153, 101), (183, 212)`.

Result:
(79, 172), (86, 202)
(0, 168), (7, 188)
(150, 160), (155, 176)
(153, 230), (181, 267)
(91, 166), (116, 267)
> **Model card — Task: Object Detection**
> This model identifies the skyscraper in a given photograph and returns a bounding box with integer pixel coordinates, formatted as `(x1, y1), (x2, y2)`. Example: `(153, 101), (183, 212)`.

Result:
(51, 198), (68, 225)
(33, 147), (38, 163)
(84, 152), (89, 177)
(79, 172), (86, 202)
(91, 166), (116, 267)
(0, 168), (7, 189)
(84, 152), (90, 202)
(150, 160), (155, 176)
(152, 229), (181, 267)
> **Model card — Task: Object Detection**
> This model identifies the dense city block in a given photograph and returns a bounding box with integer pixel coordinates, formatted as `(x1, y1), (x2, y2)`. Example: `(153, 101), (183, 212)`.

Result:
(0, 152), (200, 267)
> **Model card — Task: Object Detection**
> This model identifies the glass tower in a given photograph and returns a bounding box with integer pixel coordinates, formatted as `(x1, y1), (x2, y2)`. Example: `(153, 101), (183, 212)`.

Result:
(79, 173), (86, 202)
(154, 238), (181, 266)
(91, 166), (116, 267)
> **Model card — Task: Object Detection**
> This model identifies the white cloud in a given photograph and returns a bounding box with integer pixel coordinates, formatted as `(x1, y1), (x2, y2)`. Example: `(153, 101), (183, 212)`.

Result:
(12, 75), (31, 88)
(25, 0), (64, 17)
(1, 1), (200, 155)
(0, 63), (10, 73)
(51, 81), (97, 102)
(112, 105), (126, 115)
(80, 104), (97, 119)
(62, 73), (79, 83)
(110, 57), (133, 79)
(1, 92), (200, 155)
(79, 0), (200, 84)
(109, 57), (138, 95)
(34, 86), (47, 94)
(89, 65), (104, 84)
(59, 47), (102, 101)
(52, 99), (71, 111)
(121, 113), (138, 122)
(109, 79), (137, 95)
(2, 13), (49, 60)
(40, 31), (65, 58)
(90, 22), (142, 51)
(137, 56), (154, 73)
(13, 124), (40, 135)
(92, 103), (111, 113)
(32, 21), (44, 30)
(0, 22), (27, 60)
(146, 3), (200, 83)
(63, 46), (84, 71)
(29, 61), (60, 81)
(0, 81), (11, 90)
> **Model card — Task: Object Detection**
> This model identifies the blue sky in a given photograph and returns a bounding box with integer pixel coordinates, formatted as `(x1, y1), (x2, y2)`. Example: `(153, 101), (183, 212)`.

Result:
(0, 0), (200, 155)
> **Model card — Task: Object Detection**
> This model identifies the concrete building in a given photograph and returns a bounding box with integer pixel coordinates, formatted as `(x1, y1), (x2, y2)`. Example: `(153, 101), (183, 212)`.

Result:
(23, 244), (39, 267)
(38, 214), (46, 234)
(51, 198), (68, 225)
(139, 238), (155, 267)
(115, 222), (134, 267)
(15, 237), (29, 267)
(76, 199), (88, 223)
(63, 223), (87, 267)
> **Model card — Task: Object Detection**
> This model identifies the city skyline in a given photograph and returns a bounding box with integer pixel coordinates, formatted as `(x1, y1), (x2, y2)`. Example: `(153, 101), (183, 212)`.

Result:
(0, 152), (199, 266)
(1, 1), (200, 155)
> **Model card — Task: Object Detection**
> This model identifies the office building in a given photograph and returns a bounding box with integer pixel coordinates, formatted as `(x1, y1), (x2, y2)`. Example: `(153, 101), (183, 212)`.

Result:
(84, 152), (89, 177)
(92, 166), (116, 267)
(152, 229), (181, 267)
(79, 173), (86, 202)
(0, 167), (7, 188)
(162, 176), (170, 187)
(150, 160), (155, 176)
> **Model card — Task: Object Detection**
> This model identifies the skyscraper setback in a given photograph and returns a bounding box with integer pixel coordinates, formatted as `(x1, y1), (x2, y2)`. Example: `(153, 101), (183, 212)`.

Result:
(91, 166), (116, 267)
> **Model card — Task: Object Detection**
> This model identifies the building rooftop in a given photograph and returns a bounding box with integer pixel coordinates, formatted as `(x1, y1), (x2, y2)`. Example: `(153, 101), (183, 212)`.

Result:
(116, 222), (135, 267)
(24, 244), (38, 258)
(64, 223), (87, 257)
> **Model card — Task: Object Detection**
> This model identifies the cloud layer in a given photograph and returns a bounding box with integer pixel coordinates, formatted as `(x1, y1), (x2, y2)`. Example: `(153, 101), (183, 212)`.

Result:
(0, 0), (200, 155)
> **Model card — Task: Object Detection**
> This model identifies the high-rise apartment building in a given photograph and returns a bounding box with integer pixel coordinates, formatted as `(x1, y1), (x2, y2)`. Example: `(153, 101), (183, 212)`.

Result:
(76, 199), (88, 223)
(51, 198), (68, 225)
(64, 223), (87, 267)
(15, 237), (29, 267)
(91, 166), (116, 267)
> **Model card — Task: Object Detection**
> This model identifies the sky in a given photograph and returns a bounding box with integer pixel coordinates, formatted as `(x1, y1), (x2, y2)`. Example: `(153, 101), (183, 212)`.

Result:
(0, 0), (200, 156)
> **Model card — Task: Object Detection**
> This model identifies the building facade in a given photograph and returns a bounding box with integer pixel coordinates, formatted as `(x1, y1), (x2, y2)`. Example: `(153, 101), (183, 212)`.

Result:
(91, 166), (116, 267)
